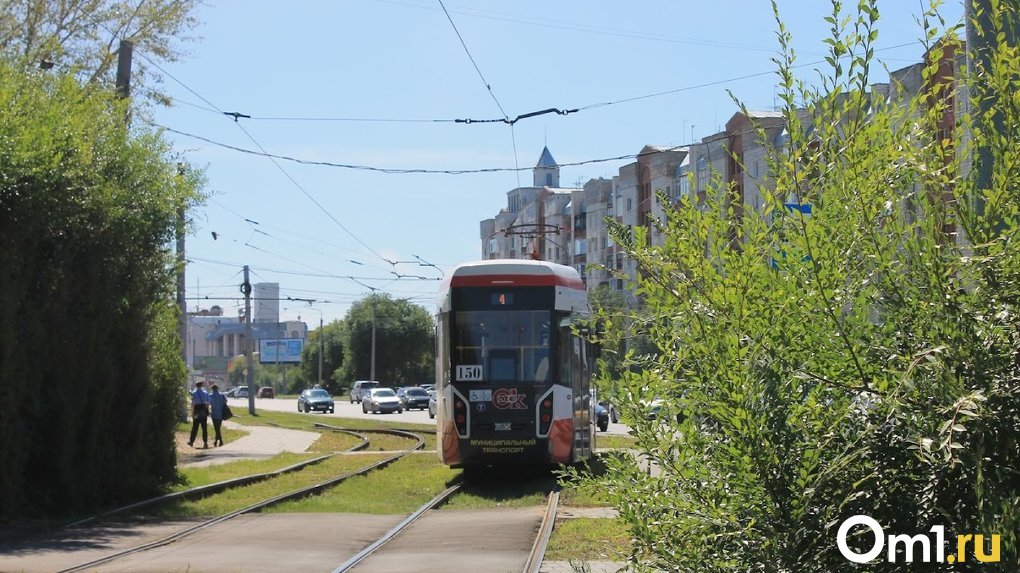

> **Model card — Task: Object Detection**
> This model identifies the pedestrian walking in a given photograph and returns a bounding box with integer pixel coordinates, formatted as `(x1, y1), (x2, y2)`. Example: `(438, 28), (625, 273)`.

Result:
(209, 384), (228, 447)
(189, 381), (211, 448)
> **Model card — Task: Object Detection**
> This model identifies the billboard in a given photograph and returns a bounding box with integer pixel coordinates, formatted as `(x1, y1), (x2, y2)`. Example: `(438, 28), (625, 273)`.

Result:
(258, 338), (304, 364)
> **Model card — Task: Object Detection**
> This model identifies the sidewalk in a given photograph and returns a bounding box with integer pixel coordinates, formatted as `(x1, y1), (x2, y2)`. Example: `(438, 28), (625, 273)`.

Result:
(180, 420), (320, 468)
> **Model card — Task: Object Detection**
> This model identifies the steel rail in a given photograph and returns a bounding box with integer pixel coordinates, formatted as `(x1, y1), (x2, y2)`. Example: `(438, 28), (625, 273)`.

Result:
(57, 431), (424, 573)
(330, 483), (462, 573)
(523, 489), (561, 573)
(62, 427), (371, 530)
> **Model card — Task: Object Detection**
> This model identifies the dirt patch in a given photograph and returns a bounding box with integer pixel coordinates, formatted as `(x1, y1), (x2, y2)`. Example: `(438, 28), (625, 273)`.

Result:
(174, 430), (213, 464)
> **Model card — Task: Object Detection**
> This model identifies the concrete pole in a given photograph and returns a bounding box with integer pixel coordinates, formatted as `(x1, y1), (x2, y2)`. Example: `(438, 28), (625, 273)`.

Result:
(318, 316), (324, 387)
(243, 266), (256, 414)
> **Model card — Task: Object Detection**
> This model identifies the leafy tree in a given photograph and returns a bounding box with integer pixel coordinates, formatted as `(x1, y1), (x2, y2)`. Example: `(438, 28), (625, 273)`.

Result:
(298, 319), (345, 394)
(0, 58), (203, 518)
(338, 294), (435, 387)
(0, 0), (202, 102)
(566, 2), (1020, 571)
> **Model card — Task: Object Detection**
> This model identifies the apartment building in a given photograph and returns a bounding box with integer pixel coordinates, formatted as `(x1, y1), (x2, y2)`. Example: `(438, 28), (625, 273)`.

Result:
(480, 43), (967, 308)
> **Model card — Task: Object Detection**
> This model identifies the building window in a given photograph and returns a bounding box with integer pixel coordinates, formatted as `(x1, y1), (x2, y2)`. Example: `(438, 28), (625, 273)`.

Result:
(574, 239), (587, 255)
(626, 198), (632, 212)
(546, 173), (553, 186)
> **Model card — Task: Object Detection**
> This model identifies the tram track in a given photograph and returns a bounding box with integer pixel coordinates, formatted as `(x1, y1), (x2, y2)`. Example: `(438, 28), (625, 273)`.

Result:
(331, 482), (560, 573)
(53, 426), (425, 573)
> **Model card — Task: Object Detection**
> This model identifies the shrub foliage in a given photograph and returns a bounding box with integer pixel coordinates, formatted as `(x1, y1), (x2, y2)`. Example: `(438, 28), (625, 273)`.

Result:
(568, 2), (1020, 571)
(0, 60), (202, 518)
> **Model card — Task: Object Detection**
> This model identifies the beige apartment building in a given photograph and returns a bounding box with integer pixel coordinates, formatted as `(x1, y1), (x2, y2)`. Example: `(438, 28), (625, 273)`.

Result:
(480, 43), (966, 308)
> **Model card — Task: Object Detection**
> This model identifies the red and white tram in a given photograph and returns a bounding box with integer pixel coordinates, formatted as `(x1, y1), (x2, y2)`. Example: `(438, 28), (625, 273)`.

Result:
(435, 259), (594, 467)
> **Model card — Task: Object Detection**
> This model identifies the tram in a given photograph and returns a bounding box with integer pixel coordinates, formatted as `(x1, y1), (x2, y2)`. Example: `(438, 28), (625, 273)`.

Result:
(435, 259), (594, 467)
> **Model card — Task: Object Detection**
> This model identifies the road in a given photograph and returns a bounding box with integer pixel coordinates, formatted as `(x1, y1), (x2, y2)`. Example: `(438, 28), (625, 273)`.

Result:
(235, 394), (635, 436)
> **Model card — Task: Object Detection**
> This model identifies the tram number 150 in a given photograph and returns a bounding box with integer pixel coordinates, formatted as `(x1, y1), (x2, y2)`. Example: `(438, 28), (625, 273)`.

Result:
(456, 365), (483, 381)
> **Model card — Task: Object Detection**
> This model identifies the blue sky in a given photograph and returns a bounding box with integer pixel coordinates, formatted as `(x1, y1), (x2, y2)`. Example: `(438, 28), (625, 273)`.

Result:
(150, 0), (964, 325)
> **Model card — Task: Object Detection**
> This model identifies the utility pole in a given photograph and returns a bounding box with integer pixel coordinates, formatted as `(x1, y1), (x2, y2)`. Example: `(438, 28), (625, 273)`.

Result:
(318, 315), (324, 387)
(115, 40), (133, 123)
(242, 266), (255, 415)
(176, 165), (188, 421)
(370, 301), (377, 381)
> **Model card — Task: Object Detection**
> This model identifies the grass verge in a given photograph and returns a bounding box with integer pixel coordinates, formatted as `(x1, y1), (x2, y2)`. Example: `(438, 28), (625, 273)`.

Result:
(172, 452), (320, 491)
(149, 453), (391, 518)
(545, 517), (631, 561)
(268, 452), (459, 513)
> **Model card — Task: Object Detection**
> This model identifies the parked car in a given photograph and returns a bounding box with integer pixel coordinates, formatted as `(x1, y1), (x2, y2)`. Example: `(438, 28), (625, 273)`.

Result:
(362, 387), (402, 414)
(591, 390), (618, 424)
(397, 387), (430, 410)
(428, 392), (437, 419)
(594, 403), (610, 432)
(297, 388), (334, 413)
(224, 387), (239, 398)
(420, 383), (436, 397)
(235, 387), (249, 399)
(257, 386), (275, 399)
(349, 380), (379, 404)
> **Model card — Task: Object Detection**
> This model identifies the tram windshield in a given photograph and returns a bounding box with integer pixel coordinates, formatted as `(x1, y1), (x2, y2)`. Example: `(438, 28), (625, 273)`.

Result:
(453, 310), (552, 383)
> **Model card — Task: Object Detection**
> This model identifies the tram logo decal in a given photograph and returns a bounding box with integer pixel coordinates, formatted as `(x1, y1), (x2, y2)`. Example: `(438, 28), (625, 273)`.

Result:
(493, 388), (527, 409)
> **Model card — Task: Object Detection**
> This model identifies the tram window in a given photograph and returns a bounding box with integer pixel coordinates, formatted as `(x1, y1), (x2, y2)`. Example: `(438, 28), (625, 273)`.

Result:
(453, 310), (552, 383)
(489, 349), (517, 381)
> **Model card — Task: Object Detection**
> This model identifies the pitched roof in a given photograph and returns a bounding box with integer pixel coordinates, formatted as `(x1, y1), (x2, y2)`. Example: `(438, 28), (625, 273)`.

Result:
(535, 146), (557, 168)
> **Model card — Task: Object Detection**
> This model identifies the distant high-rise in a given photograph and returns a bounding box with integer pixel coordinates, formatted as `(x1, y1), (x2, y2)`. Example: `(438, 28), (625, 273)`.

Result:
(254, 282), (279, 323)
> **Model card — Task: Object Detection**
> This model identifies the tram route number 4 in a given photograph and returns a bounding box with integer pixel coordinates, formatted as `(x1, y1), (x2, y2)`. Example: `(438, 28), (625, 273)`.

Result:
(457, 365), (483, 381)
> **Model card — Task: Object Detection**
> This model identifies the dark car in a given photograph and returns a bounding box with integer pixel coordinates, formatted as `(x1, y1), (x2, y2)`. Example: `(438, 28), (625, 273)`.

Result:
(297, 388), (334, 413)
(592, 389), (618, 423)
(257, 386), (275, 399)
(397, 387), (430, 410)
(594, 403), (610, 432)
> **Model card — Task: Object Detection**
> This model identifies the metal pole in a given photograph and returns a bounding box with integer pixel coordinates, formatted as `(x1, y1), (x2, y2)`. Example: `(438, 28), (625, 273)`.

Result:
(115, 40), (133, 124)
(318, 316), (324, 387)
(243, 266), (255, 415)
(176, 166), (188, 422)
(370, 302), (376, 381)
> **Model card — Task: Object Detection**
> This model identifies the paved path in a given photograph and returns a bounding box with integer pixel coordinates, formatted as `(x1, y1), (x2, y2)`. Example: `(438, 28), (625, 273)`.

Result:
(180, 420), (321, 468)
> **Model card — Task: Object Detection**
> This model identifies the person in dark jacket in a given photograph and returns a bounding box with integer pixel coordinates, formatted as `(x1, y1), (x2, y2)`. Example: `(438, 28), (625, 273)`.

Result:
(209, 384), (228, 447)
(189, 381), (211, 448)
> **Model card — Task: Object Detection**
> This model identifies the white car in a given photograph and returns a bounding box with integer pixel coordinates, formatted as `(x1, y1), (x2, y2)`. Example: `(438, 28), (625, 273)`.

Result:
(362, 388), (402, 414)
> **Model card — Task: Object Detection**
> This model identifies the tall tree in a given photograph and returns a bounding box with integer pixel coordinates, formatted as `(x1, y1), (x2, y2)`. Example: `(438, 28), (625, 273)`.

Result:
(339, 294), (435, 387)
(0, 0), (202, 101)
(298, 320), (345, 394)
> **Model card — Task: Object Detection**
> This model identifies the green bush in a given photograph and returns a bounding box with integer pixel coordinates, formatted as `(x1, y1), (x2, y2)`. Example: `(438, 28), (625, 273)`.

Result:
(0, 60), (202, 518)
(566, 2), (1020, 571)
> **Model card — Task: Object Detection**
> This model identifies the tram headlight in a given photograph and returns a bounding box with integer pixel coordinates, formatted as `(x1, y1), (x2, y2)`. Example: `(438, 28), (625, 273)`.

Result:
(538, 395), (554, 435)
(453, 394), (469, 437)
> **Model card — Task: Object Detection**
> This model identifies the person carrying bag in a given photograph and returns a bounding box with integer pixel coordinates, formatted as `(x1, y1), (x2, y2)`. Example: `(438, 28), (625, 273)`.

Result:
(209, 384), (230, 447)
